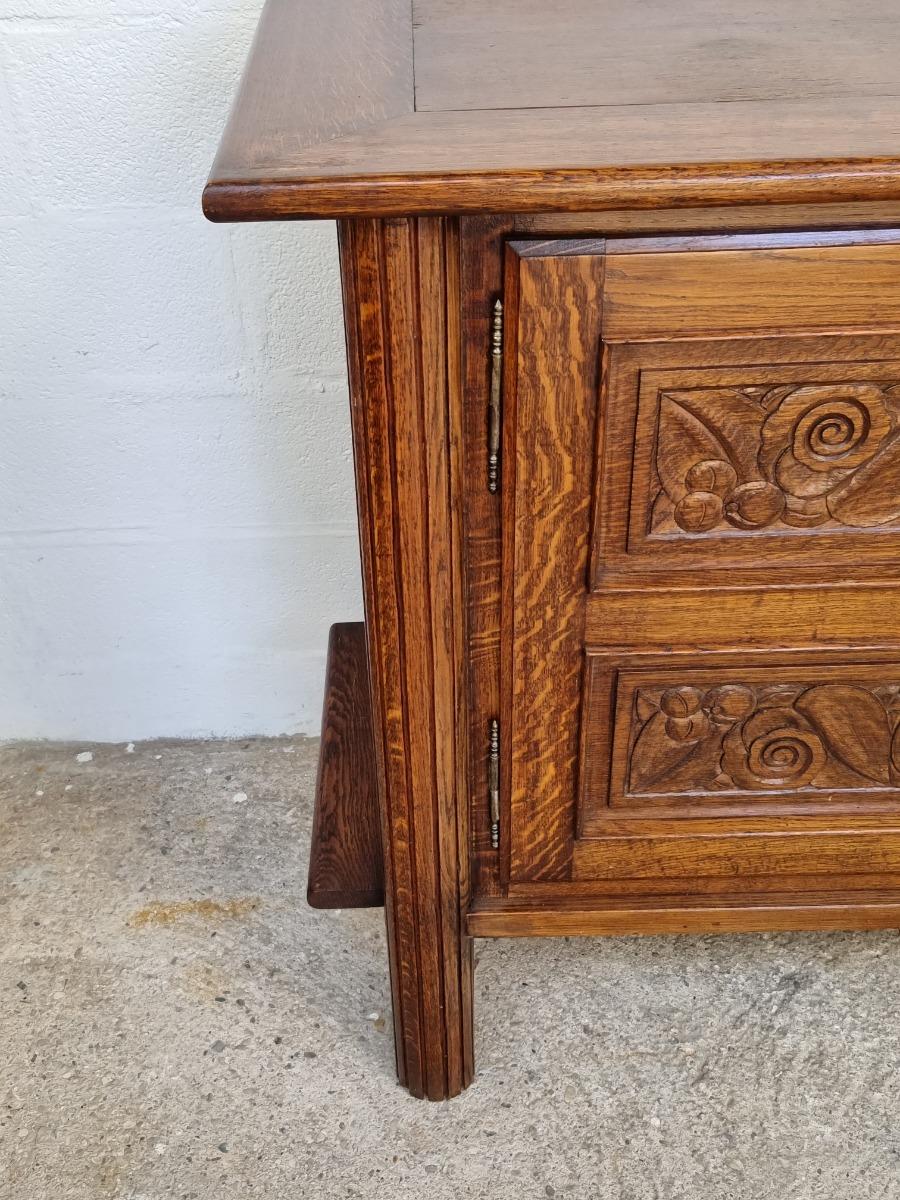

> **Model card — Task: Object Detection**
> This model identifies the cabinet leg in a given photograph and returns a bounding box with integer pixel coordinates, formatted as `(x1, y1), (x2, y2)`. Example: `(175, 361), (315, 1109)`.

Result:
(340, 215), (474, 1097)
(384, 890), (474, 1100)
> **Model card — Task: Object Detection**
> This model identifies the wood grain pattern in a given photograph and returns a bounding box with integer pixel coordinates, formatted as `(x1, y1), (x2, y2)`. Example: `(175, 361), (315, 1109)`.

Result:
(412, 0), (900, 113)
(511, 202), (900, 237)
(575, 831), (900, 881)
(602, 241), (900, 339)
(204, 1), (900, 219)
(340, 217), (472, 1100)
(503, 244), (603, 882)
(584, 583), (900, 650)
(459, 218), (510, 897)
(206, 0), (412, 196)
(467, 893), (900, 938)
(307, 623), (383, 909)
(508, 869), (900, 898)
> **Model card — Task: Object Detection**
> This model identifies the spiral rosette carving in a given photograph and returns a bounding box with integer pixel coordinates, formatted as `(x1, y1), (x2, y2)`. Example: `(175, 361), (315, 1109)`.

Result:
(721, 709), (826, 790)
(650, 378), (900, 536)
(627, 679), (900, 797)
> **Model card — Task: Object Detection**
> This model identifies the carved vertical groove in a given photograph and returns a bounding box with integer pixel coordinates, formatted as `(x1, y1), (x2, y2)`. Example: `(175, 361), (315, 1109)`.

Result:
(339, 216), (472, 1100)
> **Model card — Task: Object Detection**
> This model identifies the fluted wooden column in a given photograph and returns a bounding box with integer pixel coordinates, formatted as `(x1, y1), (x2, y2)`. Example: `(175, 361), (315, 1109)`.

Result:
(338, 216), (473, 1099)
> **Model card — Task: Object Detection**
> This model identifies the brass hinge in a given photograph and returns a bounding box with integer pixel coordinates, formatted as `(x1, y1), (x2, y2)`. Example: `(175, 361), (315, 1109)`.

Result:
(489, 718), (500, 850)
(488, 298), (503, 493)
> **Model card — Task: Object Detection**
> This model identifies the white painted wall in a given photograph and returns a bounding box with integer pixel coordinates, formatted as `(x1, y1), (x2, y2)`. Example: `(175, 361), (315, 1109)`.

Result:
(0, 0), (363, 740)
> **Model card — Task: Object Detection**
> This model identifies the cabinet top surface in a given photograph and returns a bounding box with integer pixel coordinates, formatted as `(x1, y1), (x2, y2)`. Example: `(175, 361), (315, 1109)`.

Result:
(204, 0), (900, 220)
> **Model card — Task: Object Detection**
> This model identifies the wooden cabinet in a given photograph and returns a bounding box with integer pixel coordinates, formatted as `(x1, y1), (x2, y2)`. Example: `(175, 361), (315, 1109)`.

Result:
(206, 0), (900, 1098)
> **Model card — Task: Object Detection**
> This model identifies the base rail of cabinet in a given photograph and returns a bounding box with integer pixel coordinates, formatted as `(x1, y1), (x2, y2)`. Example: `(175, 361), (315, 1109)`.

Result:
(307, 623), (385, 910)
(467, 893), (900, 938)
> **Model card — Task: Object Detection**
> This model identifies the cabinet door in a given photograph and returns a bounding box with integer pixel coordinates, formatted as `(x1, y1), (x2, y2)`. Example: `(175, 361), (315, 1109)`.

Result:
(502, 232), (900, 894)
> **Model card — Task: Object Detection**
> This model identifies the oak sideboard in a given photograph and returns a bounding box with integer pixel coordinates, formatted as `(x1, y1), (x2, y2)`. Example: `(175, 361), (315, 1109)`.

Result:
(205, 0), (900, 1098)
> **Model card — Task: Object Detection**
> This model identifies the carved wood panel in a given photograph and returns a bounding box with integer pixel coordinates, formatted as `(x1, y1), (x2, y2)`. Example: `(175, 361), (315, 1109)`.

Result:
(649, 380), (900, 536)
(580, 657), (900, 828)
(628, 679), (900, 796)
(593, 337), (900, 586)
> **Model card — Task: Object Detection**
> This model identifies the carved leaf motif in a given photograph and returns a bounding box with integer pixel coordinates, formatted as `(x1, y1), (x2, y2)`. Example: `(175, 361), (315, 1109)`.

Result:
(628, 711), (706, 793)
(893, 722), (900, 779)
(794, 684), (891, 784)
(665, 388), (762, 479)
(649, 727), (728, 793)
(756, 685), (805, 710)
(655, 395), (732, 504)
(758, 384), (800, 412)
(649, 488), (675, 533)
(825, 429), (900, 528)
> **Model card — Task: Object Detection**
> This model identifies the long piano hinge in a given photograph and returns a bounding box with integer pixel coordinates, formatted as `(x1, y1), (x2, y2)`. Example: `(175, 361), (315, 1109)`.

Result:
(489, 718), (500, 850)
(488, 298), (503, 493)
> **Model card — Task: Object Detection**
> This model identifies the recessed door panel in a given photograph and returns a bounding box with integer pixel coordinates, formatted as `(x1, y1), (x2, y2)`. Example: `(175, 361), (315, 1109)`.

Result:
(503, 231), (900, 891)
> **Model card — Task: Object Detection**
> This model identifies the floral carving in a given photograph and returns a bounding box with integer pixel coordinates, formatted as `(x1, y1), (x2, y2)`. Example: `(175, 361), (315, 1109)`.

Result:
(650, 380), (900, 535)
(627, 680), (900, 796)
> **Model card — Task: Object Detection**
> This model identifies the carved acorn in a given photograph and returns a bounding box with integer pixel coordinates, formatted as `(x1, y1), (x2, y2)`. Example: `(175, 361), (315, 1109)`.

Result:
(659, 686), (709, 741)
(665, 713), (710, 743)
(722, 480), (785, 530)
(781, 493), (830, 528)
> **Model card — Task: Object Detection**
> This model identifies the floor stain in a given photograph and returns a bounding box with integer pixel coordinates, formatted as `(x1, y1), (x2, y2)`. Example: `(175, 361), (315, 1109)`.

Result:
(179, 960), (235, 1001)
(127, 897), (260, 928)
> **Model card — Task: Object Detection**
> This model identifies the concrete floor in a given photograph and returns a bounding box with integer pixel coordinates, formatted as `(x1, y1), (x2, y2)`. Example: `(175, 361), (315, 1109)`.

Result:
(2, 740), (900, 1199)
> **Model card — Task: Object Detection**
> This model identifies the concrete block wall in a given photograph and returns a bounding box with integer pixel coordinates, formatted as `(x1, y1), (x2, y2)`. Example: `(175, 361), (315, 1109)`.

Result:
(0, 0), (362, 740)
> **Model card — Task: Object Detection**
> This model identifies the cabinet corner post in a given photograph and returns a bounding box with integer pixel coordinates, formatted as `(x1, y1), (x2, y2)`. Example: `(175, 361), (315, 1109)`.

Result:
(338, 216), (474, 1100)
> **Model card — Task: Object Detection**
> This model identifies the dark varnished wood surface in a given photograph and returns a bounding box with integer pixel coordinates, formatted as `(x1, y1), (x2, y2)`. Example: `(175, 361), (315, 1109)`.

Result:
(340, 212), (900, 1089)
(340, 217), (473, 1101)
(459, 218), (508, 899)
(467, 892), (900, 938)
(307, 623), (383, 909)
(204, 0), (900, 219)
